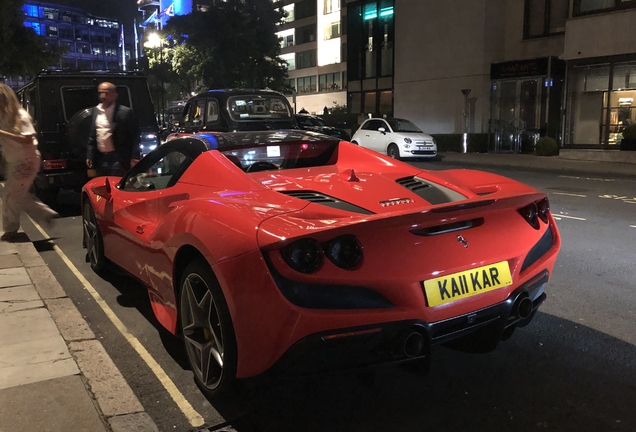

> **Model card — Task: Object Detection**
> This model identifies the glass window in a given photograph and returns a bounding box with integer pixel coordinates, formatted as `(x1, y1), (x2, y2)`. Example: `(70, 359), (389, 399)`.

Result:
(283, 4), (294, 22)
(319, 73), (341, 91)
(324, 0), (340, 14)
(61, 86), (131, 122)
(297, 76), (317, 93)
(227, 96), (293, 121)
(23, 5), (40, 17)
(379, 91), (393, 115)
(566, 64), (609, 145)
(295, 24), (316, 45)
(296, 49), (317, 69)
(325, 21), (341, 40)
(576, 0), (615, 13)
(123, 148), (191, 192)
(388, 118), (421, 133)
(206, 99), (219, 125)
(349, 93), (362, 114)
(525, 0), (569, 38)
(46, 26), (58, 37)
(191, 99), (206, 127)
(59, 26), (73, 39)
(295, 0), (316, 19)
(43, 7), (58, 20)
(364, 91), (377, 114)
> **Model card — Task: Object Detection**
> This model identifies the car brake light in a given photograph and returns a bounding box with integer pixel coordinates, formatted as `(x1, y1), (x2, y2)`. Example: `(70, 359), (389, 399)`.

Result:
(42, 159), (67, 170)
(518, 201), (540, 230)
(537, 198), (550, 223)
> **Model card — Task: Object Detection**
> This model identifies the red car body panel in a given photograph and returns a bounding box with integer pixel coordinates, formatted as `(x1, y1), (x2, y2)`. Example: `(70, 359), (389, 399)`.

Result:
(83, 133), (561, 378)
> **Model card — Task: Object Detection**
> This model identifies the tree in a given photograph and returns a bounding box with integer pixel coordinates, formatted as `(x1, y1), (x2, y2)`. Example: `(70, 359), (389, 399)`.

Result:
(163, 0), (290, 93)
(0, 0), (62, 77)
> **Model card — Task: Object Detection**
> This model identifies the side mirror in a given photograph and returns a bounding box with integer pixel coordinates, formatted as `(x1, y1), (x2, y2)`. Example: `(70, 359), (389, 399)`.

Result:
(378, 127), (386, 134)
(91, 177), (112, 200)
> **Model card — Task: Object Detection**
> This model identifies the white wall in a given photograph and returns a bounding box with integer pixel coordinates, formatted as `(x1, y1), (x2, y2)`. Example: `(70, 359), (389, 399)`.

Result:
(564, 9), (636, 60)
(393, 0), (566, 134)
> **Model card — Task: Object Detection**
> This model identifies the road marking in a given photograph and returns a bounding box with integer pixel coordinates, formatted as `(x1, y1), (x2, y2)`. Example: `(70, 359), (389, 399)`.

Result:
(555, 214), (586, 221)
(552, 192), (587, 198)
(558, 175), (615, 182)
(28, 216), (206, 428)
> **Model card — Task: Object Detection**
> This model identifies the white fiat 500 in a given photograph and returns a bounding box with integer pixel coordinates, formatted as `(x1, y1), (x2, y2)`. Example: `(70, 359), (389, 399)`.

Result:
(351, 118), (437, 159)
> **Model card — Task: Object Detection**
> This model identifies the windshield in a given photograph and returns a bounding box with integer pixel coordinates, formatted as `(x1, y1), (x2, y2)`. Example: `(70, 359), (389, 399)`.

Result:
(221, 140), (338, 172)
(227, 96), (293, 121)
(387, 119), (423, 133)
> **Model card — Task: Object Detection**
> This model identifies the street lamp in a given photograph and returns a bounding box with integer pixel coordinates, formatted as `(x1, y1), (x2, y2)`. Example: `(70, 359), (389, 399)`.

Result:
(145, 32), (165, 127)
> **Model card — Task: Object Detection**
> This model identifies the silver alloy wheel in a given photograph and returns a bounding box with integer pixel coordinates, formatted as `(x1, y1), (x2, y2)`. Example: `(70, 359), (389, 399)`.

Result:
(83, 204), (100, 268)
(181, 273), (224, 390)
(388, 144), (399, 158)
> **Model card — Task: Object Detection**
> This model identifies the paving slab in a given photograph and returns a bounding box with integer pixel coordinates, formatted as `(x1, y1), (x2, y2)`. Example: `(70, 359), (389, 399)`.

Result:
(0, 285), (43, 313)
(45, 297), (95, 341)
(109, 413), (159, 432)
(0, 375), (108, 432)
(27, 265), (67, 299)
(69, 340), (145, 417)
(0, 253), (21, 270)
(0, 241), (18, 256)
(0, 307), (61, 346)
(0, 267), (31, 288)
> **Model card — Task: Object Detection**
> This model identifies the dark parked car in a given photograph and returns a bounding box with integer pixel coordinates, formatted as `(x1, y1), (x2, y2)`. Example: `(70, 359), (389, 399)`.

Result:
(175, 89), (296, 134)
(295, 114), (350, 141)
(15, 70), (160, 203)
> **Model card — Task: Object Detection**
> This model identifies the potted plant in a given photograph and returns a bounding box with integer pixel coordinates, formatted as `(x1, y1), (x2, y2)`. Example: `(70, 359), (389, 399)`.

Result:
(620, 123), (636, 151)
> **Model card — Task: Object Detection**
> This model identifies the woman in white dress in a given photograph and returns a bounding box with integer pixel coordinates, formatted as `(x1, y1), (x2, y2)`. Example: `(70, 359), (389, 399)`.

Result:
(0, 83), (58, 241)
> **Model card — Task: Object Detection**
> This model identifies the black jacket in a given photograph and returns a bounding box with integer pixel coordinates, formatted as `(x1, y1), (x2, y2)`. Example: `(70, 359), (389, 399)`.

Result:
(87, 104), (141, 170)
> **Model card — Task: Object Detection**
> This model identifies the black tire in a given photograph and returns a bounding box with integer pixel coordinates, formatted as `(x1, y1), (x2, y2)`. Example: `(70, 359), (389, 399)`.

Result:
(82, 202), (106, 272)
(387, 144), (400, 159)
(179, 259), (238, 399)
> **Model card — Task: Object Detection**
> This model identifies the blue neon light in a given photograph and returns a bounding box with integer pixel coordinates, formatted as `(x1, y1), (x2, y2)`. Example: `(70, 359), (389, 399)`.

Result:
(22, 4), (40, 17)
(194, 133), (220, 149)
(24, 21), (42, 35)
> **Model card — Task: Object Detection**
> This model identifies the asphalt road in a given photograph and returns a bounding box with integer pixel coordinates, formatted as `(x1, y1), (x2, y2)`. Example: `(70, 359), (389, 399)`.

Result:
(20, 160), (636, 432)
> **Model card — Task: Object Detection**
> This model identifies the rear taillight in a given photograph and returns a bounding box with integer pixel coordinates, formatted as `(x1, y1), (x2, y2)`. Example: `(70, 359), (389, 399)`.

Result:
(42, 159), (67, 170)
(518, 201), (540, 229)
(537, 198), (550, 223)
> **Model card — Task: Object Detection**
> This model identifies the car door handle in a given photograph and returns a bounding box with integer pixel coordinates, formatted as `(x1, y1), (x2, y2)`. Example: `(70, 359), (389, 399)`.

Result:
(365, 134), (370, 137)
(136, 225), (145, 234)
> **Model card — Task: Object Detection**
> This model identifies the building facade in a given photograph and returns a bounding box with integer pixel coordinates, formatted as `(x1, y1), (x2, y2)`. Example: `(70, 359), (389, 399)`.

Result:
(276, 0), (348, 114)
(21, 1), (132, 71)
(347, 0), (636, 150)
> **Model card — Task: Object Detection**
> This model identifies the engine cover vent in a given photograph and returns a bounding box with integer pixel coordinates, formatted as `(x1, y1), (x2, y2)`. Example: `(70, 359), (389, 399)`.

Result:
(279, 190), (374, 215)
(396, 176), (466, 205)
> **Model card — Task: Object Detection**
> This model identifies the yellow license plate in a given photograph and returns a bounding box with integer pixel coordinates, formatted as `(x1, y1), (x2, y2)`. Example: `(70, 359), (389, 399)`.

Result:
(423, 261), (513, 307)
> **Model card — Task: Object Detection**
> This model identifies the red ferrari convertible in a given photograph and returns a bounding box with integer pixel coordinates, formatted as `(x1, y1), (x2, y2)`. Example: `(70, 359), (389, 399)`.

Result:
(82, 130), (561, 397)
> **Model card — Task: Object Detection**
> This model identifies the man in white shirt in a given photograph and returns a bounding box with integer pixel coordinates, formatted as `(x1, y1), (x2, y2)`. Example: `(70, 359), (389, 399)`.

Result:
(86, 82), (140, 176)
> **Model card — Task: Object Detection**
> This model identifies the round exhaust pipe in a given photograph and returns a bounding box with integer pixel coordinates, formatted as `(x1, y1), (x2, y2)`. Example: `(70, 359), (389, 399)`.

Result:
(399, 331), (425, 358)
(514, 295), (533, 319)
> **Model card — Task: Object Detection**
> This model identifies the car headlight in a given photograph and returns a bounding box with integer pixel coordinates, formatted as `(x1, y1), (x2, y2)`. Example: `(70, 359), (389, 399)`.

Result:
(325, 235), (363, 270)
(281, 238), (324, 274)
(404, 137), (412, 144)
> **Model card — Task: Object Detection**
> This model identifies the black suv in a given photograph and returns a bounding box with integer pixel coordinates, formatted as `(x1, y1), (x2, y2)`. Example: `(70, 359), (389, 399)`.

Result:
(15, 70), (159, 202)
(177, 89), (296, 133)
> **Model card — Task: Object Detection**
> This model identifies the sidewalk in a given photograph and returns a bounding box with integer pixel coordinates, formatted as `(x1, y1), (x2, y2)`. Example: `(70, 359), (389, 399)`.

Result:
(437, 151), (636, 178)
(0, 202), (158, 432)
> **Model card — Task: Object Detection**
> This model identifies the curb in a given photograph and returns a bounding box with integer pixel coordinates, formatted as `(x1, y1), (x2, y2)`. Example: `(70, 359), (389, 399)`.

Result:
(14, 240), (159, 432)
